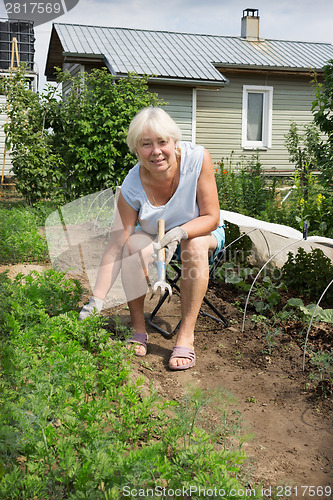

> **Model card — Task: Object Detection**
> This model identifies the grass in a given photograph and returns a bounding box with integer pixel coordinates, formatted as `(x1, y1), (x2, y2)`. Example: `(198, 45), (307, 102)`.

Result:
(0, 205), (51, 264)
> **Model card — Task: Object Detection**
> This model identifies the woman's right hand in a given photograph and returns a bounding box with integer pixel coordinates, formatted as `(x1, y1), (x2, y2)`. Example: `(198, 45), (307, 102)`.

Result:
(153, 226), (188, 264)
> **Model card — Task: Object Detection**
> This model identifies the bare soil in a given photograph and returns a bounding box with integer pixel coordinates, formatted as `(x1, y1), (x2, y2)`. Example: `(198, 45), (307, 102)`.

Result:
(2, 262), (332, 498)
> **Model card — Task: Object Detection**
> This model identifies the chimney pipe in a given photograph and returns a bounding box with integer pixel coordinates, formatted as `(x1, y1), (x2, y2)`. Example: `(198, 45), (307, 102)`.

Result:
(241, 8), (260, 40)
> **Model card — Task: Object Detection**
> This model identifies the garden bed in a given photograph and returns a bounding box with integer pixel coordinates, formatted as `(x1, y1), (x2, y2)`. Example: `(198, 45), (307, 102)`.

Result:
(1, 261), (332, 497)
(109, 278), (333, 492)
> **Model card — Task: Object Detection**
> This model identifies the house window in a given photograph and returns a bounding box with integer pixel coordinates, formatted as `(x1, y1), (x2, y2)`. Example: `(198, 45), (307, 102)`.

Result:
(242, 85), (273, 149)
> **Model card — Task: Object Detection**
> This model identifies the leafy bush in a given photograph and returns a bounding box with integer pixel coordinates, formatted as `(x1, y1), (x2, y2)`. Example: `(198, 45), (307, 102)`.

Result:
(281, 248), (333, 305)
(49, 68), (164, 200)
(223, 222), (253, 264)
(215, 152), (276, 217)
(1, 65), (164, 204)
(0, 67), (64, 205)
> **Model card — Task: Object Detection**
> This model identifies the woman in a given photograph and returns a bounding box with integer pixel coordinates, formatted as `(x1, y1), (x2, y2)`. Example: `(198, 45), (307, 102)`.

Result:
(79, 107), (224, 370)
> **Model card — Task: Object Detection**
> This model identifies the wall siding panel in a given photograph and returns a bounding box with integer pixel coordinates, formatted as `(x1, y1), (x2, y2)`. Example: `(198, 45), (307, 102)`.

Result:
(196, 72), (317, 174)
(62, 63), (84, 95)
(148, 84), (193, 141)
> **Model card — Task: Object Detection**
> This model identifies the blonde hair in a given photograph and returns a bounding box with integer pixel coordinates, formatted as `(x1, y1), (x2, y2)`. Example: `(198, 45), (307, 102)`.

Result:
(127, 107), (182, 153)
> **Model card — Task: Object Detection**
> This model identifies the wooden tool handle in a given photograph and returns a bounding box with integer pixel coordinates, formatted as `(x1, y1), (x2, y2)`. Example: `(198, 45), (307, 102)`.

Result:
(157, 219), (165, 262)
(158, 219), (165, 240)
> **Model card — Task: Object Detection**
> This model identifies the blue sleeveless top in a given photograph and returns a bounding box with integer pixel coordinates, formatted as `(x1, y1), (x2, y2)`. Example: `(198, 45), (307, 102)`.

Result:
(121, 141), (203, 235)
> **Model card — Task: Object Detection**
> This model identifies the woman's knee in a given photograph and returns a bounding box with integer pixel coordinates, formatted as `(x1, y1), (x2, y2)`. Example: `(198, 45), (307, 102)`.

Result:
(122, 231), (154, 260)
(180, 235), (213, 262)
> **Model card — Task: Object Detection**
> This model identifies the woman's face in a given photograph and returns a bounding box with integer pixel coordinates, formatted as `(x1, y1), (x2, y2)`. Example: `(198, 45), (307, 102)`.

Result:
(136, 128), (177, 176)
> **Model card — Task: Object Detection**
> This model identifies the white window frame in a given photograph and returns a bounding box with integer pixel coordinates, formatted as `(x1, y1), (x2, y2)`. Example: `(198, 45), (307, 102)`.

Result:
(242, 85), (273, 150)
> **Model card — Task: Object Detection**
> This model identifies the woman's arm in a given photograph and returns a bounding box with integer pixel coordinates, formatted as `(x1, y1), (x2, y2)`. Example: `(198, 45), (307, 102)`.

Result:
(181, 148), (220, 238)
(93, 191), (139, 300)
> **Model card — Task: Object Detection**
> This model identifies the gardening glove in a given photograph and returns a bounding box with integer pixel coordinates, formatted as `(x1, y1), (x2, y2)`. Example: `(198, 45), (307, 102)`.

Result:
(153, 226), (188, 264)
(78, 296), (104, 320)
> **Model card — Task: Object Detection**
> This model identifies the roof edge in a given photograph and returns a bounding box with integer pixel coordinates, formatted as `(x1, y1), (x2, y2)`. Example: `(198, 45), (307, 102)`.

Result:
(115, 74), (229, 87)
(51, 22), (333, 47)
(213, 62), (323, 73)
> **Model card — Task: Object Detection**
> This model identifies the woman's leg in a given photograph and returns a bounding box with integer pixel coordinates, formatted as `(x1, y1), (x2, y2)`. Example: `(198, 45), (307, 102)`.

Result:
(121, 231), (155, 354)
(169, 234), (217, 368)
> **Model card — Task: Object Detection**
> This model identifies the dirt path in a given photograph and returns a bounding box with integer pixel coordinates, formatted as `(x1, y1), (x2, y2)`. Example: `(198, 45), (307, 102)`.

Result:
(2, 263), (332, 497)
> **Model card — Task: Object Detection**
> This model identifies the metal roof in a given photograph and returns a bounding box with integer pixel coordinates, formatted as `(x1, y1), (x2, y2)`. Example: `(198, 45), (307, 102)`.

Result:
(45, 23), (333, 83)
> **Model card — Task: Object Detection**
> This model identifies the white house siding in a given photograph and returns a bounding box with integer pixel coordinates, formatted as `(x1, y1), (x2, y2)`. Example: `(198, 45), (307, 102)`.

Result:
(0, 94), (12, 176)
(62, 63), (84, 96)
(196, 71), (317, 174)
(148, 84), (194, 141)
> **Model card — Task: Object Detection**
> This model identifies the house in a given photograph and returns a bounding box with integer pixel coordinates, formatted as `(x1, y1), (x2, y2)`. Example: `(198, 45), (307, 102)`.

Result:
(45, 9), (333, 174)
(0, 19), (37, 179)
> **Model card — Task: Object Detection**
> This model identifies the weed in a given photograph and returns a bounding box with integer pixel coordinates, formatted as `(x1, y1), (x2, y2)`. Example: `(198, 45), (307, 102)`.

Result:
(245, 397), (257, 404)
(261, 325), (283, 356)
(307, 351), (333, 397)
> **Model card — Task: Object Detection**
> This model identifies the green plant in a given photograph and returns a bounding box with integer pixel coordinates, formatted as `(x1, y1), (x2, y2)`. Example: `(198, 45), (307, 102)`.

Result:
(311, 59), (333, 188)
(261, 325), (284, 356)
(251, 276), (286, 316)
(286, 298), (333, 324)
(0, 206), (49, 264)
(307, 351), (333, 396)
(281, 248), (333, 306)
(290, 166), (330, 234)
(216, 152), (276, 217)
(285, 120), (320, 174)
(0, 270), (258, 498)
(50, 68), (164, 201)
(250, 311), (283, 356)
(215, 261), (252, 292)
(223, 221), (253, 264)
(0, 65), (64, 205)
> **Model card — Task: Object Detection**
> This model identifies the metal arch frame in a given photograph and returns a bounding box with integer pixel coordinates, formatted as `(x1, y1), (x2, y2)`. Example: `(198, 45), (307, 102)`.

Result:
(302, 278), (333, 371)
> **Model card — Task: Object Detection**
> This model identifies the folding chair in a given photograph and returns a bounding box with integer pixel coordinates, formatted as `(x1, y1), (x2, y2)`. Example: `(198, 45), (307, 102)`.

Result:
(148, 248), (229, 339)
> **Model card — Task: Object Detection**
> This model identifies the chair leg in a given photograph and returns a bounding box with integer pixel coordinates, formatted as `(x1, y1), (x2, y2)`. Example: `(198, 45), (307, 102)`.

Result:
(148, 257), (229, 336)
(199, 295), (229, 327)
(148, 291), (181, 338)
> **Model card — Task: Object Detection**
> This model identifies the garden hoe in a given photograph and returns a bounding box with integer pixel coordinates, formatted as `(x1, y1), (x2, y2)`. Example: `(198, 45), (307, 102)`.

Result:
(152, 219), (172, 301)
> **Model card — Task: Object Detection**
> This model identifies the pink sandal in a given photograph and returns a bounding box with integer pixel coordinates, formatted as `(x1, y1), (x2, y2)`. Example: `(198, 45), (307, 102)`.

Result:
(127, 333), (148, 357)
(169, 346), (196, 371)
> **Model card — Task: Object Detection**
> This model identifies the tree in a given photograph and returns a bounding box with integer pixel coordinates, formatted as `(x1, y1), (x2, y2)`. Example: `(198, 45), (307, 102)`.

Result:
(284, 120), (320, 173)
(311, 59), (333, 188)
(284, 120), (321, 201)
(0, 66), (64, 205)
(50, 68), (164, 200)
(1, 66), (164, 203)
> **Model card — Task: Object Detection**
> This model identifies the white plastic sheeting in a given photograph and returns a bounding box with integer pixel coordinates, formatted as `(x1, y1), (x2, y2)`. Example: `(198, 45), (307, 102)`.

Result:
(45, 188), (158, 310)
(221, 210), (333, 267)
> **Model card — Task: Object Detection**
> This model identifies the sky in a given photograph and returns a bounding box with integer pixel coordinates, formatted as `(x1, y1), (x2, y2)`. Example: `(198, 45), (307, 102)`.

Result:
(0, 0), (332, 92)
